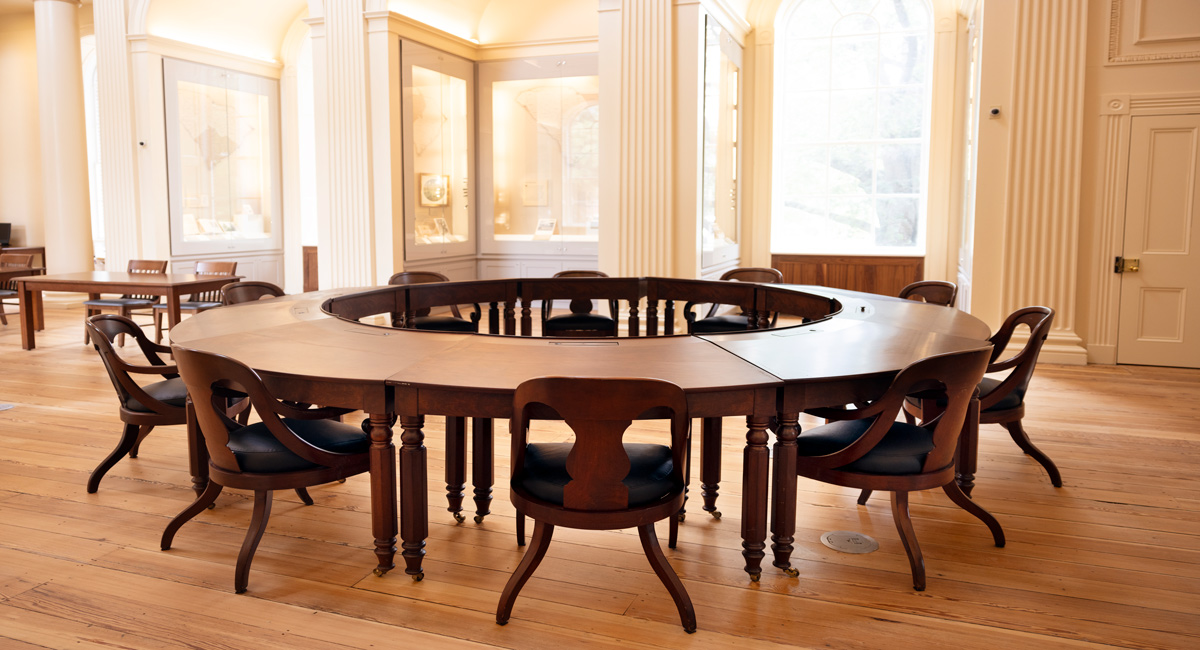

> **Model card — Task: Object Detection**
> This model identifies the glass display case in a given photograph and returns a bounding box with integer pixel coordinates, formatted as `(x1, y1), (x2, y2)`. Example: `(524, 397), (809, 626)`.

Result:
(164, 58), (282, 256)
(402, 41), (475, 261)
(478, 54), (599, 257)
(701, 18), (742, 270)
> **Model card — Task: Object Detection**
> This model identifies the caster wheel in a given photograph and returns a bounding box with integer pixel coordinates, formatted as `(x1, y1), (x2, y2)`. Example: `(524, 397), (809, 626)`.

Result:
(412, 572), (424, 582)
(676, 513), (686, 523)
(711, 511), (722, 520)
(784, 566), (799, 578)
(474, 515), (485, 524)
(372, 567), (386, 577)
(750, 572), (761, 583)
(452, 512), (465, 524)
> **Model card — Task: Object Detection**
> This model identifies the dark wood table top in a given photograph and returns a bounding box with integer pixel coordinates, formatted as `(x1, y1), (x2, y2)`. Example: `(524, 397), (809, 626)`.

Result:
(17, 271), (241, 292)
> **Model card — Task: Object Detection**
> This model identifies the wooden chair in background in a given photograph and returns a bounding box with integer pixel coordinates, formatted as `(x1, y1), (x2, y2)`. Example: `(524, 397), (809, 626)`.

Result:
(0, 253), (34, 326)
(221, 280), (285, 305)
(387, 271), (481, 332)
(151, 260), (238, 342)
(898, 280), (958, 307)
(797, 347), (1003, 591)
(686, 267), (784, 333)
(82, 259), (168, 345)
(500, 377), (695, 633)
(84, 315), (188, 493)
(540, 270), (619, 338)
(163, 345), (371, 594)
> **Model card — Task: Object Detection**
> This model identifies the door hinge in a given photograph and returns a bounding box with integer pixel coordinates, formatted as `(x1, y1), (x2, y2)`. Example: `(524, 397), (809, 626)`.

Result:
(1114, 256), (1140, 273)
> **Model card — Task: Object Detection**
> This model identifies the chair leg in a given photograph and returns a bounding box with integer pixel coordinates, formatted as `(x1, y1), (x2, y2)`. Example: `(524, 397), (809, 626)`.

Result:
(161, 480), (223, 550)
(889, 491), (925, 591)
(496, 519), (554, 625)
(942, 480), (1005, 548)
(637, 523), (696, 633)
(1002, 420), (1063, 487)
(294, 487), (314, 505)
(129, 425), (154, 459)
(515, 511), (525, 546)
(856, 489), (873, 505)
(0, 299), (7, 325)
(235, 490), (273, 594)
(87, 422), (141, 493)
(669, 507), (680, 549)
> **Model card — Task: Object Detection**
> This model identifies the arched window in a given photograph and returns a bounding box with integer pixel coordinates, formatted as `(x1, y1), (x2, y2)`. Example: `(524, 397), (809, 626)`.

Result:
(772, 0), (933, 255)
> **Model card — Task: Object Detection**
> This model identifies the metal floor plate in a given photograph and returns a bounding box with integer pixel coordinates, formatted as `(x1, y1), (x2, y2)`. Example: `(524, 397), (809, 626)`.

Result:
(821, 530), (879, 554)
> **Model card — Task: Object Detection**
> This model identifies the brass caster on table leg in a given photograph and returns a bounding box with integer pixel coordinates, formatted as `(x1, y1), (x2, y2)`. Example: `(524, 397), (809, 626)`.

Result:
(783, 566), (799, 578)
(337, 478), (346, 484)
(474, 515), (485, 524)
(452, 512), (465, 524)
(676, 512), (686, 523)
(372, 567), (387, 577)
(750, 572), (761, 583)
(411, 572), (424, 582)
(206, 503), (216, 510)
(710, 510), (722, 520)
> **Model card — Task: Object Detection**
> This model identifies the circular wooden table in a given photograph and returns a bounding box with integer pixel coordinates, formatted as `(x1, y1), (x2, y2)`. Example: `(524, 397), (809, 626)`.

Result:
(170, 279), (991, 581)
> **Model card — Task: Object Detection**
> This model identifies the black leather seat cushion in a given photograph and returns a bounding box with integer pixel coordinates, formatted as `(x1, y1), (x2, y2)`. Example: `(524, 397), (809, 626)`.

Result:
(516, 441), (676, 507)
(911, 377), (1024, 413)
(414, 315), (477, 332)
(83, 297), (157, 307)
(797, 419), (935, 475)
(126, 377), (188, 412)
(691, 314), (749, 333)
(228, 418), (370, 473)
(543, 313), (616, 332)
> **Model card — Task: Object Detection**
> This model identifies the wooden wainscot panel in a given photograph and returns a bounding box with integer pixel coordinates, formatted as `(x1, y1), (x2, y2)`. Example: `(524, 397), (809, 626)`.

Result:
(771, 254), (923, 297)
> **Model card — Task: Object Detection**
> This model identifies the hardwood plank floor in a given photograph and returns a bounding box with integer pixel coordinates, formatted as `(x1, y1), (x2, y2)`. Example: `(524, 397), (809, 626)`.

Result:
(1, 302), (1198, 648)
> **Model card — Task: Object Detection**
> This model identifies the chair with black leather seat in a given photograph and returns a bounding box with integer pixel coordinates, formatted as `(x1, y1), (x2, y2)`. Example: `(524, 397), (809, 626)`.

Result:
(499, 377), (695, 633)
(686, 267), (784, 333)
(162, 345), (372, 594)
(222, 280), (285, 305)
(898, 280), (957, 307)
(540, 269), (619, 338)
(388, 271), (481, 332)
(83, 259), (168, 345)
(0, 253), (34, 326)
(796, 346), (1003, 591)
(85, 314), (189, 493)
(151, 260), (238, 342)
(905, 306), (1060, 487)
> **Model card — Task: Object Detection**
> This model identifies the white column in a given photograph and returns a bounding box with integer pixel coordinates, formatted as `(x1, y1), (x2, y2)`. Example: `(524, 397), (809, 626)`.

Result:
(599, 0), (675, 277)
(34, 0), (93, 273)
(92, 0), (140, 272)
(998, 0), (1088, 363)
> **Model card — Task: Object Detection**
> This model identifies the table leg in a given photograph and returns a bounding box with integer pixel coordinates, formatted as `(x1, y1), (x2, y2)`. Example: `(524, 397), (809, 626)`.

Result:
(770, 412), (800, 577)
(741, 414), (771, 581)
(367, 413), (398, 576)
(445, 416), (466, 523)
(398, 414), (427, 580)
(700, 417), (722, 519)
(955, 388), (981, 497)
(471, 417), (493, 523)
(33, 289), (45, 330)
(186, 398), (209, 498)
(18, 285), (36, 350)
(167, 291), (183, 330)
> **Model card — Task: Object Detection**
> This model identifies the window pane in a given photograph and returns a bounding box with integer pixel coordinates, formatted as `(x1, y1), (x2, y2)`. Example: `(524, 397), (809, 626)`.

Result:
(829, 196), (875, 238)
(832, 14), (880, 37)
(830, 35), (878, 89)
(785, 91), (830, 141)
(829, 144), (873, 194)
(833, 0), (879, 14)
(786, 0), (842, 39)
(875, 196), (919, 246)
(784, 145), (830, 194)
(877, 87), (923, 138)
(876, 143), (920, 193)
(875, 0), (930, 31)
(880, 34), (927, 85)
(785, 38), (830, 91)
(829, 89), (876, 140)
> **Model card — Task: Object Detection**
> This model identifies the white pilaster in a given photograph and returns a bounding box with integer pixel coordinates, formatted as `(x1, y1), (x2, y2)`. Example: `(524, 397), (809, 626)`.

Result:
(34, 0), (93, 273)
(999, 0), (1088, 363)
(93, 0), (140, 272)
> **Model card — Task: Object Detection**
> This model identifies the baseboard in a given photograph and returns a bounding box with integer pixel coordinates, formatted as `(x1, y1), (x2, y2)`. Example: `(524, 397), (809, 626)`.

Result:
(1086, 344), (1117, 365)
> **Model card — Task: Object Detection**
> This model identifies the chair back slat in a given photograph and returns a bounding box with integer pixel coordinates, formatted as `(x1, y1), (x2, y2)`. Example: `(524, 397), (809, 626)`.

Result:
(188, 261), (238, 302)
(981, 306), (1054, 410)
(85, 315), (178, 415)
(0, 253), (34, 290)
(124, 259), (168, 301)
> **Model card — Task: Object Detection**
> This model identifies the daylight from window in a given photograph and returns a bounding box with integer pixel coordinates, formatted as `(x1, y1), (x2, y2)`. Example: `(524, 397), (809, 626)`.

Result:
(773, 0), (932, 255)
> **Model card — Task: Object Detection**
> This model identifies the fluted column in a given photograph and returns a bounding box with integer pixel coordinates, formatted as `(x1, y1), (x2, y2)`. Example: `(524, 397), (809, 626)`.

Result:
(599, 0), (675, 277)
(312, 2), (375, 289)
(34, 0), (93, 273)
(998, 0), (1088, 362)
(93, 0), (140, 272)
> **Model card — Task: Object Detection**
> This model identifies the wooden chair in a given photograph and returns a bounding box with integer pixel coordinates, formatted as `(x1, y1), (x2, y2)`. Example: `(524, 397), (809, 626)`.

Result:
(163, 345), (371, 594)
(387, 271), (480, 332)
(904, 306), (1060, 487)
(0, 253), (34, 326)
(221, 280), (285, 305)
(84, 315), (188, 493)
(686, 267), (784, 333)
(151, 261), (238, 342)
(83, 259), (168, 345)
(797, 346), (1003, 590)
(898, 280), (957, 307)
(499, 377), (695, 633)
(540, 270), (619, 337)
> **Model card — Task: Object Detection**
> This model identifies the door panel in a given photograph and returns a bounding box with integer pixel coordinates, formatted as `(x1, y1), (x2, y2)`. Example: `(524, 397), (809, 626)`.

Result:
(1117, 114), (1200, 367)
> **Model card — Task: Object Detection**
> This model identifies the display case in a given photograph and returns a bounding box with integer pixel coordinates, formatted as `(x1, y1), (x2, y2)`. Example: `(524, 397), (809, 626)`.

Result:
(478, 54), (599, 258)
(164, 58), (282, 257)
(701, 18), (742, 270)
(402, 40), (475, 261)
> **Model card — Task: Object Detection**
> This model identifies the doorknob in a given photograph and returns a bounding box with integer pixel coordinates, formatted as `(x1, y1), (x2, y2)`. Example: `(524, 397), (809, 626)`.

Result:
(1114, 257), (1140, 273)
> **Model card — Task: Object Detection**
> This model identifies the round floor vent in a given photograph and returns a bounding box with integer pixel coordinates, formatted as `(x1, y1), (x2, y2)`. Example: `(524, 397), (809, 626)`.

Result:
(820, 530), (879, 554)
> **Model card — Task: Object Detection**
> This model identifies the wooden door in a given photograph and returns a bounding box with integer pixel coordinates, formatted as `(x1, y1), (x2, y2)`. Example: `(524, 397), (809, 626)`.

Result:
(1117, 113), (1200, 367)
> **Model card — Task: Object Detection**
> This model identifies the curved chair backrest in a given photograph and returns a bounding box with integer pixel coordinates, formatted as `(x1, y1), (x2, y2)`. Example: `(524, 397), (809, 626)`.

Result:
(510, 377), (689, 511)
(124, 259), (169, 301)
(701, 266), (784, 321)
(898, 281), (958, 307)
(86, 314), (180, 416)
(188, 261), (238, 302)
(980, 306), (1054, 411)
(172, 345), (360, 475)
(222, 281), (285, 305)
(388, 271), (462, 319)
(806, 346), (992, 476)
(0, 253), (33, 268)
(543, 269), (615, 322)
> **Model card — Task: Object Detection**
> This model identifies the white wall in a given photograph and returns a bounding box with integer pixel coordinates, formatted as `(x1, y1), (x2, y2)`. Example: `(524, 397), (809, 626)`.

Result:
(0, 13), (42, 247)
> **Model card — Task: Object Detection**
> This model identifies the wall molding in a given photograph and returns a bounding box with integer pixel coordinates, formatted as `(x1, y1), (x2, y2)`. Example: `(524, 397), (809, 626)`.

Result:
(1107, 0), (1200, 65)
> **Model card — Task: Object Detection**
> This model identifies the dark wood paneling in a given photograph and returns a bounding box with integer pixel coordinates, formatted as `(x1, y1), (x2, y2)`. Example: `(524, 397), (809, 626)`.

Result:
(771, 254), (923, 297)
(302, 246), (318, 292)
